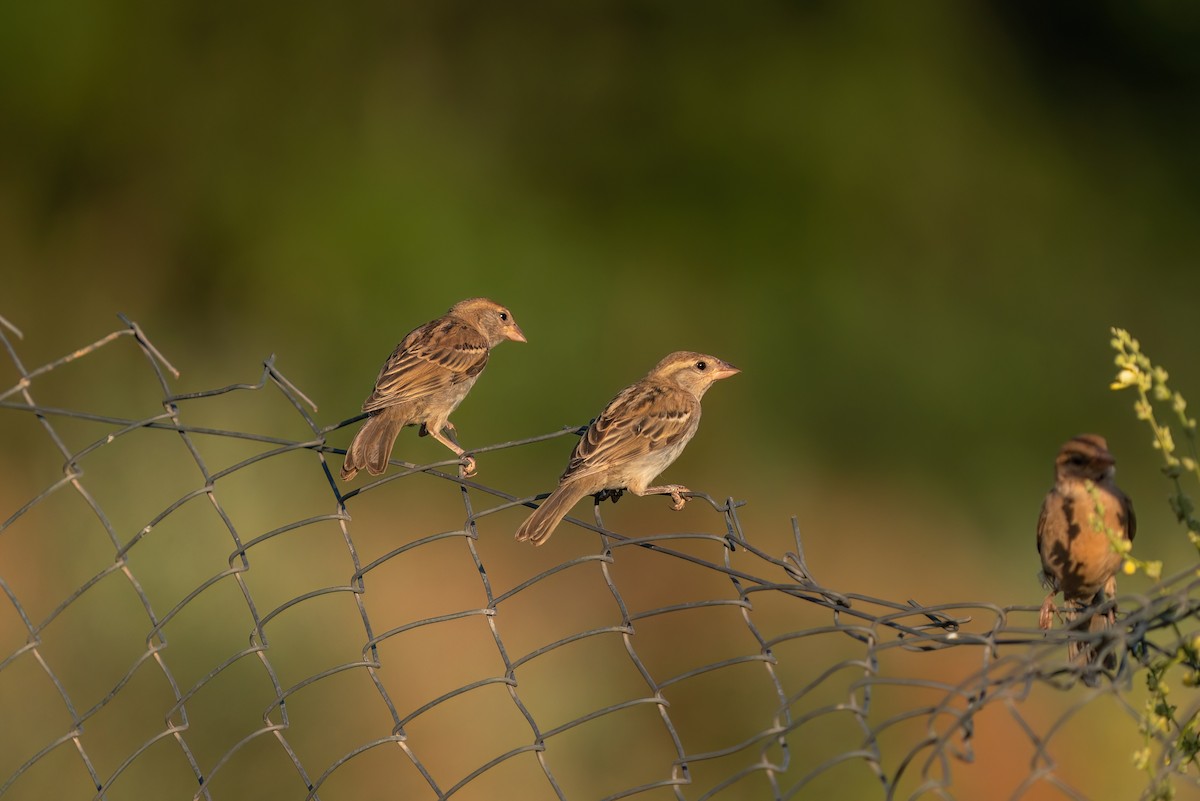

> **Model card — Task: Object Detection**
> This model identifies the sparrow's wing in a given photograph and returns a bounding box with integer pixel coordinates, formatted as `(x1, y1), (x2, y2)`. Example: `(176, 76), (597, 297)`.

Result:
(561, 381), (697, 483)
(1121, 489), (1136, 543)
(1036, 496), (1050, 560)
(362, 316), (490, 412)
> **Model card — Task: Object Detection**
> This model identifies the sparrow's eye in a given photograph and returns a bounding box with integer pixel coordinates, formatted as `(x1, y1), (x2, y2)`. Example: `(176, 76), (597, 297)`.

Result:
(499, 312), (508, 321)
(696, 360), (707, 371)
(1067, 454), (1087, 466)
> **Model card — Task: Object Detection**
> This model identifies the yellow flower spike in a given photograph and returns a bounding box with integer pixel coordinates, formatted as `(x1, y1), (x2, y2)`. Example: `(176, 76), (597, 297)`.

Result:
(1145, 561), (1162, 580)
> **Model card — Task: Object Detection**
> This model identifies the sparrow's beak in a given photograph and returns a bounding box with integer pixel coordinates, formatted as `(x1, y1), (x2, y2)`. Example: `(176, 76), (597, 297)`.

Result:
(506, 323), (527, 344)
(712, 361), (741, 380)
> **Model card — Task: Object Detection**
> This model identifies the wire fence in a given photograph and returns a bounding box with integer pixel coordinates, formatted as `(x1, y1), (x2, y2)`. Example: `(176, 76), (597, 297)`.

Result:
(1, 314), (1198, 801)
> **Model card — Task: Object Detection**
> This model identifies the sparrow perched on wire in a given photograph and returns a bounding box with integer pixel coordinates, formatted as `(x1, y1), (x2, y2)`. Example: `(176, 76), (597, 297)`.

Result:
(514, 351), (739, 546)
(1036, 434), (1136, 671)
(340, 298), (526, 481)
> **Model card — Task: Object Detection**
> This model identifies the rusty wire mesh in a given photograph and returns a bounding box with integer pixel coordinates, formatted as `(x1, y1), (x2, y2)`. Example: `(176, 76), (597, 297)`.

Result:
(1, 314), (1199, 801)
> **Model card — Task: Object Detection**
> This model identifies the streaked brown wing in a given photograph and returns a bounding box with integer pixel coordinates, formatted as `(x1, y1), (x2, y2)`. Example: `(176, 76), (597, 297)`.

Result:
(362, 316), (490, 412)
(1036, 496), (1050, 561)
(1121, 489), (1136, 543)
(561, 381), (697, 483)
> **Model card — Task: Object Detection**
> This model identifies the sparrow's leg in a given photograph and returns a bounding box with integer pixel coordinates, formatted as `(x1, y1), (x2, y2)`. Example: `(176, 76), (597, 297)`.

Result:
(635, 484), (692, 511)
(427, 427), (476, 477)
(595, 488), (625, 504)
(421, 421), (459, 441)
(1101, 576), (1119, 626)
(1039, 592), (1059, 630)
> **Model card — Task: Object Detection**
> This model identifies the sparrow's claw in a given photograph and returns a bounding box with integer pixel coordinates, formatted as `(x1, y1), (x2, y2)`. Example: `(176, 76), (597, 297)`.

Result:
(641, 483), (692, 510)
(459, 455), (477, 478)
(669, 487), (690, 511)
(595, 488), (625, 504)
(1104, 606), (1118, 628)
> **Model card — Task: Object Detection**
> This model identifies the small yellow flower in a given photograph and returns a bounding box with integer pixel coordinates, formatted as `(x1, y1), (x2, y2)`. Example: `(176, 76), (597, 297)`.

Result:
(1124, 560), (1137, 575)
(1111, 367), (1140, 390)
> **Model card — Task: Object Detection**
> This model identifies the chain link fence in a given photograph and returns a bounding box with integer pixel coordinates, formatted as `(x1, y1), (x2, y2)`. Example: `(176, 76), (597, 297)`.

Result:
(1, 314), (1197, 800)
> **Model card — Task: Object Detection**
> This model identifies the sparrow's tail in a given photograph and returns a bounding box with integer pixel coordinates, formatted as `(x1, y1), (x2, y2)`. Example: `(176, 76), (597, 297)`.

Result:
(1065, 598), (1118, 681)
(514, 481), (592, 546)
(340, 410), (405, 481)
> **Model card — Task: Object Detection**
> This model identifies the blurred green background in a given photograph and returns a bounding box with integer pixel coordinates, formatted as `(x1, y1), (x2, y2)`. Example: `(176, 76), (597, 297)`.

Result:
(3, 1), (1200, 799)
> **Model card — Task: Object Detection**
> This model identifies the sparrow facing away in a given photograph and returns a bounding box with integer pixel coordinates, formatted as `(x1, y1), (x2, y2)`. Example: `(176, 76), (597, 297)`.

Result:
(1037, 434), (1136, 670)
(514, 351), (740, 546)
(340, 298), (526, 481)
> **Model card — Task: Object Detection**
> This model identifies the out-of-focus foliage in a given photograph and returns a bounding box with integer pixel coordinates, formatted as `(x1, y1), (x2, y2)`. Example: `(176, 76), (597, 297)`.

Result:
(3, 1), (1200, 798)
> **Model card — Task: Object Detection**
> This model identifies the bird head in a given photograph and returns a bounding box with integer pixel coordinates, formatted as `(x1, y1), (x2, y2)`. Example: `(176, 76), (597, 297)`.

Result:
(1054, 433), (1116, 482)
(451, 298), (527, 346)
(650, 351), (740, 398)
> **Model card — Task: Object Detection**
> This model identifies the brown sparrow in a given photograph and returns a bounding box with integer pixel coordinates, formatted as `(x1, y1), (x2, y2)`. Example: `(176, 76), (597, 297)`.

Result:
(514, 351), (739, 546)
(340, 298), (526, 481)
(1036, 434), (1136, 670)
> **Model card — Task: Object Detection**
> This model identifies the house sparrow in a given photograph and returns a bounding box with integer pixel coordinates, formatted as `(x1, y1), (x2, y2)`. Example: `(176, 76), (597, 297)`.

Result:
(340, 298), (526, 481)
(1037, 434), (1136, 671)
(514, 351), (739, 546)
